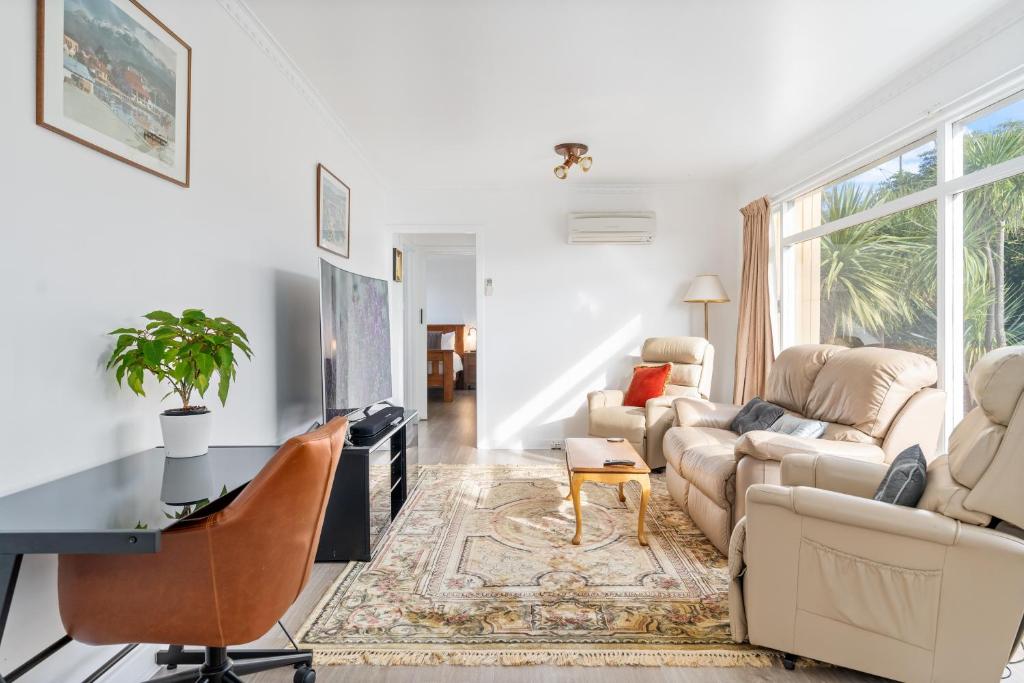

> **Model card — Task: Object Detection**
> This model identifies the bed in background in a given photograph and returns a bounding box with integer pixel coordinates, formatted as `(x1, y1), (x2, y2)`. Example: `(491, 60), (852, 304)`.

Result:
(427, 324), (466, 402)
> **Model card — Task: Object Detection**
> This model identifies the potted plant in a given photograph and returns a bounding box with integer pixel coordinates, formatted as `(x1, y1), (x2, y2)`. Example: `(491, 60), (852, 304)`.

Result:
(107, 309), (252, 458)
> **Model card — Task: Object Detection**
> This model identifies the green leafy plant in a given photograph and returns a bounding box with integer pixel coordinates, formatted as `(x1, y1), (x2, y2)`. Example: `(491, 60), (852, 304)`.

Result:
(107, 309), (252, 412)
(164, 485), (229, 520)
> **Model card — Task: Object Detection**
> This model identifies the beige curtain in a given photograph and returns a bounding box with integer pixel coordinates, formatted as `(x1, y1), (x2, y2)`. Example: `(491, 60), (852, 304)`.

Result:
(733, 197), (775, 404)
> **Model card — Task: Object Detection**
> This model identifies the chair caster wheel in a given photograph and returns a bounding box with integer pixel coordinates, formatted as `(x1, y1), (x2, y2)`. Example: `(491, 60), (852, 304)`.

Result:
(782, 653), (797, 670)
(294, 665), (316, 683)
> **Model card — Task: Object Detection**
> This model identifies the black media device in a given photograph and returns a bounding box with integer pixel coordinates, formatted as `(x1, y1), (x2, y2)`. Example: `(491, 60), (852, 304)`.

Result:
(349, 406), (406, 444)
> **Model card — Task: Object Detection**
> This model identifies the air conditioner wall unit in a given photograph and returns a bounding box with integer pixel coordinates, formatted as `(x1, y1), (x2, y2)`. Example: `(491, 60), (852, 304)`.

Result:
(567, 211), (656, 244)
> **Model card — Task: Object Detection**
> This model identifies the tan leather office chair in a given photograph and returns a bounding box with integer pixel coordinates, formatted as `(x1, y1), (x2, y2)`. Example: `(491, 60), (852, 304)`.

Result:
(58, 417), (348, 683)
(729, 347), (1024, 682)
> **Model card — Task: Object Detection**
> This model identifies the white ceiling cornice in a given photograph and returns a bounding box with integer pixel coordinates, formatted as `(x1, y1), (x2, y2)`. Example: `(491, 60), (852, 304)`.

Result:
(216, 0), (389, 191)
(742, 1), (1024, 185)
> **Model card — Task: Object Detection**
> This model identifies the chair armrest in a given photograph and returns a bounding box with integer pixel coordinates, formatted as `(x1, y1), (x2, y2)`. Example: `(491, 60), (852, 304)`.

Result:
(673, 397), (740, 429)
(748, 484), (958, 545)
(735, 431), (886, 463)
(588, 390), (624, 411)
(780, 453), (889, 498)
(645, 395), (676, 423)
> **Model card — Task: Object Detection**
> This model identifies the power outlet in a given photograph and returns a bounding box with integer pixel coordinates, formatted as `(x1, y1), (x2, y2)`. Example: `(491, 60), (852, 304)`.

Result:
(548, 440), (564, 450)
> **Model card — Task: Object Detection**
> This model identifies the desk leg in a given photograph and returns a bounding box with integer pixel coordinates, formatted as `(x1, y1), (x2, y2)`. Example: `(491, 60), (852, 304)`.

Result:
(0, 554), (24, 683)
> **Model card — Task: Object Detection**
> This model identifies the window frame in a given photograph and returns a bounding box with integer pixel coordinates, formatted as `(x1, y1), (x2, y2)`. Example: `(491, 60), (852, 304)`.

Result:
(772, 74), (1024, 444)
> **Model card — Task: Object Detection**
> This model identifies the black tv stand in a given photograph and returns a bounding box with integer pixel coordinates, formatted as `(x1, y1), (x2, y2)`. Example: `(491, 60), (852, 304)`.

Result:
(316, 409), (418, 562)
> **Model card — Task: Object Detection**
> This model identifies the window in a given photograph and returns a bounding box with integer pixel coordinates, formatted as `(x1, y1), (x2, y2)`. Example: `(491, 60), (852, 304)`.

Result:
(961, 171), (1024, 406)
(956, 94), (1024, 175)
(789, 204), (937, 357)
(783, 137), (936, 235)
(775, 85), (1024, 438)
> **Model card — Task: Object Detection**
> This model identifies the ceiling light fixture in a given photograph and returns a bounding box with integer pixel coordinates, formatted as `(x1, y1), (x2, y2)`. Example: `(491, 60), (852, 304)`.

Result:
(553, 143), (592, 180)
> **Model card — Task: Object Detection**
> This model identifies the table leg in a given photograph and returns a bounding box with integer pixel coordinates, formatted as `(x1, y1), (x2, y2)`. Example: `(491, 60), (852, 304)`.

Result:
(637, 476), (651, 546)
(0, 554), (24, 683)
(564, 457), (572, 501)
(617, 481), (626, 502)
(570, 474), (584, 545)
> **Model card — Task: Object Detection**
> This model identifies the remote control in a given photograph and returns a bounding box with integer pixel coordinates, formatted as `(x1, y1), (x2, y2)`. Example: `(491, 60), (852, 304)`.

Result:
(603, 459), (635, 467)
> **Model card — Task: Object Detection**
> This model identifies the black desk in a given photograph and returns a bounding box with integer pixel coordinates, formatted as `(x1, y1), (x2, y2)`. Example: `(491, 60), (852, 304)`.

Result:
(0, 445), (278, 682)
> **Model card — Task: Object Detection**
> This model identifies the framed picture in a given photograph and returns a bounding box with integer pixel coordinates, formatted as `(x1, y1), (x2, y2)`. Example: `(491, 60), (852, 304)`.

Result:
(393, 248), (403, 282)
(317, 164), (351, 259)
(37, 0), (192, 187)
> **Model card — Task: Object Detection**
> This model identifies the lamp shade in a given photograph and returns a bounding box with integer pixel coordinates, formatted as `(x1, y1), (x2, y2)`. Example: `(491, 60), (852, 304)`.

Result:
(684, 274), (730, 303)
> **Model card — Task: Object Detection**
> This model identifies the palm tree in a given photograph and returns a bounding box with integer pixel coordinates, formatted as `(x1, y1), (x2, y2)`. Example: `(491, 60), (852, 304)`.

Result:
(962, 123), (1024, 355)
(816, 182), (937, 351)
(807, 121), (1024, 367)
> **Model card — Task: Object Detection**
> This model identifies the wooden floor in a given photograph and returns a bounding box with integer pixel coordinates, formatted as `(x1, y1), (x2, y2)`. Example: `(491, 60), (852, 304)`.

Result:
(166, 393), (1020, 682)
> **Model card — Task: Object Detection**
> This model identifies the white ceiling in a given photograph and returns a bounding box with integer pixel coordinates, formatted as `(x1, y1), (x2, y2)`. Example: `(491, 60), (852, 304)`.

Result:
(246, 0), (1011, 188)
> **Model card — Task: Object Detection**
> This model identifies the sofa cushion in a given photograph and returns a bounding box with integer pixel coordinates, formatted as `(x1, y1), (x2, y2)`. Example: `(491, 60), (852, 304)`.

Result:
(588, 406), (646, 444)
(624, 363), (672, 407)
(641, 336), (708, 365)
(822, 423), (882, 445)
(873, 445), (927, 507)
(946, 407), (1005, 488)
(765, 344), (846, 413)
(805, 347), (937, 439)
(968, 345), (1024, 425)
(638, 362), (701, 389)
(735, 430), (886, 463)
(664, 384), (701, 397)
(917, 455), (991, 526)
(663, 426), (737, 474)
(730, 398), (785, 435)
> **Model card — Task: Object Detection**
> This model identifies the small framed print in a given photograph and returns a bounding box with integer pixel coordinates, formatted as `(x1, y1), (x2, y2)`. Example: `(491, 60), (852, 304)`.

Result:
(317, 163), (351, 259)
(37, 0), (192, 186)
(393, 248), (403, 282)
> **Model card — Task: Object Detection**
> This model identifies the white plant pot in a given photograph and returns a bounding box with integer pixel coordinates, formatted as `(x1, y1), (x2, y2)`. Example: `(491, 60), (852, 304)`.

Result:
(159, 410), (213, 459)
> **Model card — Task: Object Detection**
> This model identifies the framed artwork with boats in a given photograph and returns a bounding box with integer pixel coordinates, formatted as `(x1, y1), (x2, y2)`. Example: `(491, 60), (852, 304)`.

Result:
(37, 0), (192, 186)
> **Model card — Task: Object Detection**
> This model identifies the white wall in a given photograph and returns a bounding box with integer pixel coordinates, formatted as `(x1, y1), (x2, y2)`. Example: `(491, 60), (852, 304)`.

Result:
(0, 1), (394, 678)
(389, 183), (740, 449)
(426, 255), (476, 325)
(737, 8), (1024, 202)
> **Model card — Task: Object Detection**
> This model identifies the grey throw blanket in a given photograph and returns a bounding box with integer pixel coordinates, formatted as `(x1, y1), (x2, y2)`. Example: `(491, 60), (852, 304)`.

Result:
(730, 398), (785, 435)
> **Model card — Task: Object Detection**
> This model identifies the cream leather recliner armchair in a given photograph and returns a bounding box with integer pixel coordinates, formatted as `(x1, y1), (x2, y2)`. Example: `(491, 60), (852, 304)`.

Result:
(664, 344), (944, 555)
(588, 337), (713, 469)
(729, 346), (1024, 683)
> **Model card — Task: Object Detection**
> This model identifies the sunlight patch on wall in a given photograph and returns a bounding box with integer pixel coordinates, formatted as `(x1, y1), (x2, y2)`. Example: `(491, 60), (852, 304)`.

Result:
(493, 315), (642, 444)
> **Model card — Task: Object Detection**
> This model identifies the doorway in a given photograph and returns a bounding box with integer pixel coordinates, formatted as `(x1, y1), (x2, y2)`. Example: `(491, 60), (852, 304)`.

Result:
(397, 233), (480, 452)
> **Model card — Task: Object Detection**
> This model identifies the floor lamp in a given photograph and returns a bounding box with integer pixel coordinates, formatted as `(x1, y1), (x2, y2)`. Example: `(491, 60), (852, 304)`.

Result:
(684, 274), (730, 340)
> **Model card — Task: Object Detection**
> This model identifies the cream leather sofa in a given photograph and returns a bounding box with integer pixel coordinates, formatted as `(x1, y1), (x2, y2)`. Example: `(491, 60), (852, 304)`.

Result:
(588, 337), (713, 469)
(729, 346), (1024, 683)
(663, 344), (944, 555)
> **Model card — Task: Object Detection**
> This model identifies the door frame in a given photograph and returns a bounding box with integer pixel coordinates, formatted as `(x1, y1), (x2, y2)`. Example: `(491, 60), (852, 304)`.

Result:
(393, 226), (484, 448)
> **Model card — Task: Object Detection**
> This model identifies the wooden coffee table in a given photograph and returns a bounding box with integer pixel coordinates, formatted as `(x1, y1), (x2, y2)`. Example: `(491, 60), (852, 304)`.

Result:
(564, 438), (652, 546)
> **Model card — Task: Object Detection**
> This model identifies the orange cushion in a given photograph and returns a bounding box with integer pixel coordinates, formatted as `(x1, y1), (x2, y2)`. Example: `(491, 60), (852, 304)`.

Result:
(623, 363), (672, 407)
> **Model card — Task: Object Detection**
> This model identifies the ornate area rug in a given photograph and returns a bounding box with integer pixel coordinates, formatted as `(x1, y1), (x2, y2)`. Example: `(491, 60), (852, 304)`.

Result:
(298, 464), (774, 667)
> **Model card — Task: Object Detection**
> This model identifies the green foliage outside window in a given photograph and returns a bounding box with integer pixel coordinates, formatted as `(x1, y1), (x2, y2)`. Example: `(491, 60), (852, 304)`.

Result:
(814, 120), (1024, 370)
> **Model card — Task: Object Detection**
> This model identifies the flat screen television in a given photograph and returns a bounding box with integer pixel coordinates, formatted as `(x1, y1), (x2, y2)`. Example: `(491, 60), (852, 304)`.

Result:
(319, 258), (393, 419)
